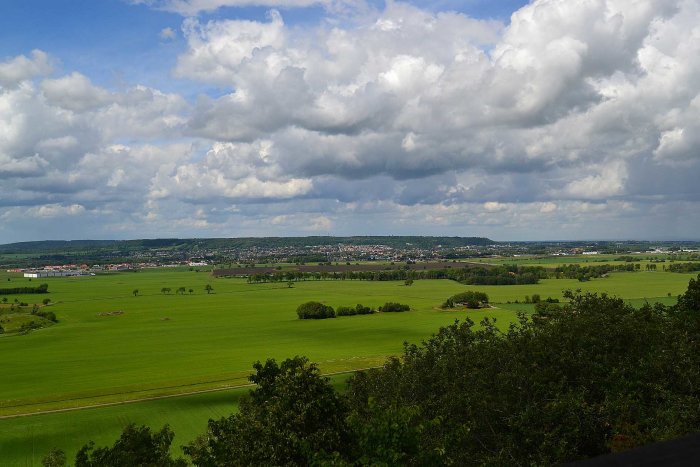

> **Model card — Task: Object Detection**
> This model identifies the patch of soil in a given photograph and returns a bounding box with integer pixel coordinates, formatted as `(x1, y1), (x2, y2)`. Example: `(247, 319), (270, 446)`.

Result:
(98, 310), (124, 316)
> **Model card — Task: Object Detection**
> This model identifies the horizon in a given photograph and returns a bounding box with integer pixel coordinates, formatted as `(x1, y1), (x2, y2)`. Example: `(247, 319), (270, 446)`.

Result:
(2, 235), (700, 248)
(1, 0), (699, 242)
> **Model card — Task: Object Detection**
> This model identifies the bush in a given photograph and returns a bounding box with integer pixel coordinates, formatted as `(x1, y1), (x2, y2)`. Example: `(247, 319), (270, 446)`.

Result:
(36, 310), (57, 322)
(337, 304), (376, 317)
(336, 306), (355, 316)
(355, 304), (375, 315)
(297, 302), (335, 320)
(378, 302), (410, 313)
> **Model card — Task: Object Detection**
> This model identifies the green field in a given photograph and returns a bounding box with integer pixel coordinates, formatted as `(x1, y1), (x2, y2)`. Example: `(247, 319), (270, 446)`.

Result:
(0, 267), (696, 465)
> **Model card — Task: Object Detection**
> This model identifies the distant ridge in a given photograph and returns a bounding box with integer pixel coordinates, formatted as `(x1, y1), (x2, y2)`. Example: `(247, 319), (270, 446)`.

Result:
(0, 236), (495, 254)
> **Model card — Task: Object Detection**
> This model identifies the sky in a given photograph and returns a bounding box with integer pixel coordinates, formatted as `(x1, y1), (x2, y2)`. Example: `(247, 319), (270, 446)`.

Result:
(0, 0), (699, 243)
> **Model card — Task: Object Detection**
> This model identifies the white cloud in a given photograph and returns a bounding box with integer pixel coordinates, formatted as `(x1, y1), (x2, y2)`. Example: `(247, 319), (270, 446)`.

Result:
(134, 0), (338, 16)
(3, 1), (700, 240)
(160, 27), (177, 40)
(41, 72), (111, 112)
(0, 50), (52, 89)
(27, 204), (86, 218)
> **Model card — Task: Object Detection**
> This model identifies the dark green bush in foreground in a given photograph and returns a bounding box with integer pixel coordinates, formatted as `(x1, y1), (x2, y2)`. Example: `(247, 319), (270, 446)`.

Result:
(44, 275), (700, 466)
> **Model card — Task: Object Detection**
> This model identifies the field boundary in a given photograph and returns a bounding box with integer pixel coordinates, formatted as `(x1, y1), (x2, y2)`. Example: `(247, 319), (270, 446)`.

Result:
(0, 367), (381, 420)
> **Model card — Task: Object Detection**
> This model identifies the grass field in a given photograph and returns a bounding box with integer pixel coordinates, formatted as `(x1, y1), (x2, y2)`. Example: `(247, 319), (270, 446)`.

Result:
(0, 267), (696, 465)
(0, 374), (350, 466)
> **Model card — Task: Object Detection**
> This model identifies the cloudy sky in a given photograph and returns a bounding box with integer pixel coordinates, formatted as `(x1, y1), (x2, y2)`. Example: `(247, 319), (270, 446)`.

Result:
(0, 0), (698, 243)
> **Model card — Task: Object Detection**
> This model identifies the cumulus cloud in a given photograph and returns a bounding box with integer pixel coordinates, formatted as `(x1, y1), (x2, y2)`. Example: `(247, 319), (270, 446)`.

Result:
(0, 50), (52, 89)
(2, 0), (700, 240)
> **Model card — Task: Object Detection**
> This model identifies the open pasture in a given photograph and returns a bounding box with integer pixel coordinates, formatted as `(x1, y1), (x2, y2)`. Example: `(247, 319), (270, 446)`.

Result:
(0, 269), (514, 416)
(0, 267), (696, 465)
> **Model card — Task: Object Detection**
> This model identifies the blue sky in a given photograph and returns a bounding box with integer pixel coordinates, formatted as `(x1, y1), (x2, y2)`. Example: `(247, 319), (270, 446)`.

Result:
(0, 0), (698, 242)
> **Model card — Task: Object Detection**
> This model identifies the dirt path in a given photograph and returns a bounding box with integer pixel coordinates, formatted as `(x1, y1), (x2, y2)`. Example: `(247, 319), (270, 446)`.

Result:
(0, 367), (380, 420)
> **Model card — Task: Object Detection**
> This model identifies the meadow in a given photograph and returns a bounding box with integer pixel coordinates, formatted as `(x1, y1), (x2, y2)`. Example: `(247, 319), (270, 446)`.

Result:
(0, 265), (697, 465)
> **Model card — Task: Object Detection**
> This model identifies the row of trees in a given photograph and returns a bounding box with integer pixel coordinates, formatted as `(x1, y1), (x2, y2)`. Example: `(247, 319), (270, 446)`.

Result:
(132, 285), (214, 296)
(296, 301), (410, 319)
(668, 262), (700, 273)
(43, 276), (700, 466)
(0, 283), (49, 295)
(247, 265), (545, 286)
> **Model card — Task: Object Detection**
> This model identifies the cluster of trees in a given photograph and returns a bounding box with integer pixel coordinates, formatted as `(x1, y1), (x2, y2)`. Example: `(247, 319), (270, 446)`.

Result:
(297, 301), (410, 319)
(377, 302), (410, 312)
(43, 275), (700, 465)
(336, 304), (375, 316)
(0, 283), (48, 295)
(668, 262), (700, 273)
(552, 263), (639, 281)
(33, 308), (57, 323)
(247, 265), (545, 286)
(442, 291), (489, 309)
(296, 301), (336, 319)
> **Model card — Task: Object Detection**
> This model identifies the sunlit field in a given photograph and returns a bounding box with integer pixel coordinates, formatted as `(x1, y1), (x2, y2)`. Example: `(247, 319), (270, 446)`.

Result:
(0, 266), (696, 465)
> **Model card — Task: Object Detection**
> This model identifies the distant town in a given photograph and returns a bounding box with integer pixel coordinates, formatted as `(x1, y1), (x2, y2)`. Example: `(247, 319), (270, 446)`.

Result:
(2, 237), (699, 272)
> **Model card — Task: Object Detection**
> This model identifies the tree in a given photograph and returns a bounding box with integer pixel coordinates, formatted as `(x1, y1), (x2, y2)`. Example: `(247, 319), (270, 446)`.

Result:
(177, 287), (186, 295)
(74, 424), (186, 467)
(184, 357), (350, 465)
(188, 288), (194, 295)
(204, 284), (213, 294)
(1, 297), (7, 304)
(132, 289), (139, 297)
(297, 301), (335, 319)
(404, 279), (414, 286)
(41, 448), (66, 467)
(287, 281), (294, 288)
(160, 287), (171, 295)
(43, 298), (51, 305)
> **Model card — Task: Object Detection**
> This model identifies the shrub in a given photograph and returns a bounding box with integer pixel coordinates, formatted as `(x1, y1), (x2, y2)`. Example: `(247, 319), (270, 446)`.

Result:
(379, 302), (410, 313)
(36, 310), (57, 323)
(337, 304), (375, 317)
(336, 306), (355, 316)
(297, 302), (335, 320)
(355, 304), (375, 315)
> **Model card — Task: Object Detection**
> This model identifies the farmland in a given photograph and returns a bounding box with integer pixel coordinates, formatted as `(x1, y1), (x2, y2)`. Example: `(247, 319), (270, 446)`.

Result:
(0, 264), (698, 465)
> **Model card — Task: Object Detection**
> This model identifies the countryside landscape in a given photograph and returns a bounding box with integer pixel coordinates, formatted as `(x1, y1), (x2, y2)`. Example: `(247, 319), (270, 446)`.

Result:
(3, 0), (700, 464)
(1, 237), (700, 464)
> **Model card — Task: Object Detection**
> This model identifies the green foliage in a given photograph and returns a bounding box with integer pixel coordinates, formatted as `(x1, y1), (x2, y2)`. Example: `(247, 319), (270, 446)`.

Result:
(442, 290), (489, 309)
(0, 283), (49, 295)
(35, 310), (58, 322)
(378, 302), (410, 313)
(184, 357), (349, 466)
(345, 280), (700, 465)
(297, 301), (336, 319)
(42, 448), (67, 467)
(668, 262), (700, 273)
(74, 424), (186, 467)
(336, 304), (375, 316)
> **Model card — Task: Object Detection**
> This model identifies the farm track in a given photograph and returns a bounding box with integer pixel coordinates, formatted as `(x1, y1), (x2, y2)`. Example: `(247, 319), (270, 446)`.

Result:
(0, 367), (380, 420)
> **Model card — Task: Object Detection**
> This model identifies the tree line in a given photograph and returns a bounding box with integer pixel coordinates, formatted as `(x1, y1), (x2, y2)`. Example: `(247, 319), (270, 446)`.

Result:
(247, 265), (545, 286)
(0, 283), (49, 295)
(296, 301), (409, 319)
